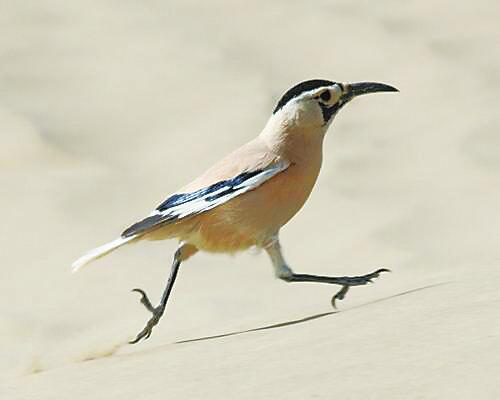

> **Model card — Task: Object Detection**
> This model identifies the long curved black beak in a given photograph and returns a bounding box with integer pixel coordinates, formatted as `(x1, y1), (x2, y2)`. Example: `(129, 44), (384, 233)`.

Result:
(344, 82), (399, 100)
(323, 81), (398, 123)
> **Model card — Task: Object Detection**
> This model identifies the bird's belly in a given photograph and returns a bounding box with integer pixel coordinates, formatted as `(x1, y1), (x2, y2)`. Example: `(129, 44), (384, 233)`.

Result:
(182, 164), (320, 253)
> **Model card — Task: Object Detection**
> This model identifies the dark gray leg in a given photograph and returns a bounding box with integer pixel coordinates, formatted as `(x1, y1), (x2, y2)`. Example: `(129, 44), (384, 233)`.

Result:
(265, 236), (389, 308)
(129, 248), (182, 344)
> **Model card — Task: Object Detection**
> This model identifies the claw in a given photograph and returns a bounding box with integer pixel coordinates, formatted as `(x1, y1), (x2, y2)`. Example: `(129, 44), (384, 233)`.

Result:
(330, 268), (391, 309)
(129, 288), (166, 344)
(129, 318), (157, 344)
(331, 285), (349, 308)
(375, 268), (391, 274)
(364, 268), (391, 282)
(129, 327), (145, 344)
(129, 334), (143, 345)
(132, 288), (155, 312)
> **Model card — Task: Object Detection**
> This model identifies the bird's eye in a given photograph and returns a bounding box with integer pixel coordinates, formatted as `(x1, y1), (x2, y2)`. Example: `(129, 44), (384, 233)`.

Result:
(319, 90), (331, 102)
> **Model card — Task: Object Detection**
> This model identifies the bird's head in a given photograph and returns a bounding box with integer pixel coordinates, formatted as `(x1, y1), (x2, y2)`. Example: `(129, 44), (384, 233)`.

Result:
(272, 79), (398, 130)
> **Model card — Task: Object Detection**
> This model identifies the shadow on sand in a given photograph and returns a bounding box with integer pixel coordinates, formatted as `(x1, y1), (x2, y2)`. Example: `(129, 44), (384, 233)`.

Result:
(176, 282), (449, 344)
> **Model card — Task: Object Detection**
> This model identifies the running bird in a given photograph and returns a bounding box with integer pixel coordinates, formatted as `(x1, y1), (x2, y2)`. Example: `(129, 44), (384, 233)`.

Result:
(72, 79), (398, 344)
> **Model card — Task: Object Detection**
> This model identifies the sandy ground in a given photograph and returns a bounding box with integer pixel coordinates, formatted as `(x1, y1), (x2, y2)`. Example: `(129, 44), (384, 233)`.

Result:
(1, 1), (499, 398)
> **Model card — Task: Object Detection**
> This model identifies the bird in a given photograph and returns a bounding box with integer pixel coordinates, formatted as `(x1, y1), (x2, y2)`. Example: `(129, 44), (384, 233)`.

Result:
(72, 79), (398, 344)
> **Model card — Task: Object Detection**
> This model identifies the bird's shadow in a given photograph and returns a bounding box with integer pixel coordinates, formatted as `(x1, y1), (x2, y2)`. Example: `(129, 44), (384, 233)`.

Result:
(175, 282), (449, 345)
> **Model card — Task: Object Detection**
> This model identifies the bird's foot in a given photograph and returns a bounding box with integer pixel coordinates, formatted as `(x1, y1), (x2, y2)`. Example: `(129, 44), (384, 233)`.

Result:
(129, 288), (165, 344)
(331, 268), (390, 308)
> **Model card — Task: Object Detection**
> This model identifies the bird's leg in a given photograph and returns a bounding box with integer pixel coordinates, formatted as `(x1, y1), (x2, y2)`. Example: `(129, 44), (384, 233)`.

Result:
(129, 248), (183, 344)
(265, 236), (390, 308)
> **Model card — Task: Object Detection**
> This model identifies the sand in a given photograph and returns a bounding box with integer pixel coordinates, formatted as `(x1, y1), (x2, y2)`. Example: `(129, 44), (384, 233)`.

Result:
(1, 1), (499, 398)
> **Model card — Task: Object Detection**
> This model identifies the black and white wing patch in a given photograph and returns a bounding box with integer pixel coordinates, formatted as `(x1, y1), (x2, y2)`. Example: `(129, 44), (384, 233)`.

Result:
(122, 160), (289, 237)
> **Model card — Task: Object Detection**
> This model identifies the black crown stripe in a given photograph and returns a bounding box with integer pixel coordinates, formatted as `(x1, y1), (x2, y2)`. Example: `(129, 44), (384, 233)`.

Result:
(273, 79), (335, 114)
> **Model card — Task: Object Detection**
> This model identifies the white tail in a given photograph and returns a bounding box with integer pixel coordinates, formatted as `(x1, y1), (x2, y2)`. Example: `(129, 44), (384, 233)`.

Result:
(71, 235), (137, 272)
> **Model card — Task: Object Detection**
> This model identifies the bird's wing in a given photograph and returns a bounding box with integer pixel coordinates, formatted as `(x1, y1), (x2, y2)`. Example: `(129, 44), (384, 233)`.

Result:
(122, 154), (289, 238)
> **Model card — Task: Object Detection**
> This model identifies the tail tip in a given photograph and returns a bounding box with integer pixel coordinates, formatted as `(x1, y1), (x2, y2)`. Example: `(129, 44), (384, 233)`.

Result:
(70, 235), (135, 273)
(70, 257), (89, 273)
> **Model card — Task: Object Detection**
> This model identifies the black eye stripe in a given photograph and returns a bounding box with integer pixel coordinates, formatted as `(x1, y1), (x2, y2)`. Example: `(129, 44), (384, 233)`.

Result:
(320, 90), (331, 102)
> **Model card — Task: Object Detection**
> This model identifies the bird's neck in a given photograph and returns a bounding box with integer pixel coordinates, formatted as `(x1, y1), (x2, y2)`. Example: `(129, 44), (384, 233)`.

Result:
(259, 116), (326, 166)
